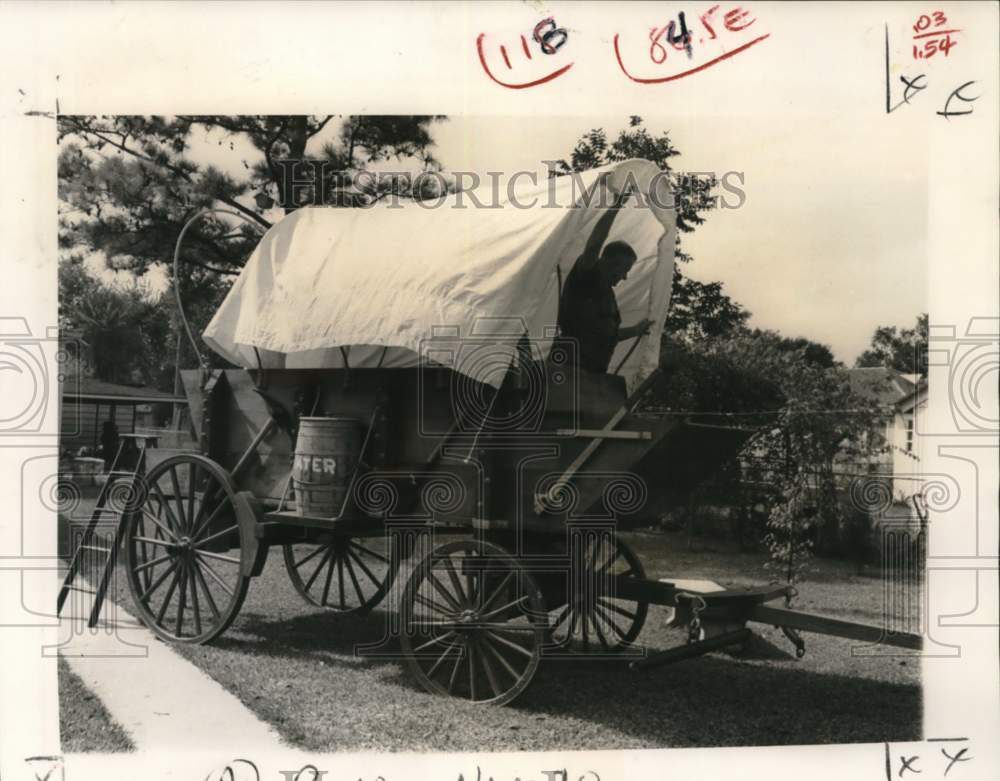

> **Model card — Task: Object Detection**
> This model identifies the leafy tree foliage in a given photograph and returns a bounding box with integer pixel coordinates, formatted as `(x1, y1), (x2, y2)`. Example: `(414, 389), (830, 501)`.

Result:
(747, 329), (837, 368)
(59, 257), (173, 387)
(854, 313), (928, 375)
(713, 330), (886, 579)
(664, 267), (751, 342)
(551, 116), (716, 263)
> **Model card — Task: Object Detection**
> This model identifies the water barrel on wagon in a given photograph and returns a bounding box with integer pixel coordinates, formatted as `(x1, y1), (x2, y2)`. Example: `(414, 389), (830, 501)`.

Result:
(293, 416), (363, 517)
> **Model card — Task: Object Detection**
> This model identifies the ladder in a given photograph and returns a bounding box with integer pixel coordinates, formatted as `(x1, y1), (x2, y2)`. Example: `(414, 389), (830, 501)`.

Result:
(57, 433), (156, 627)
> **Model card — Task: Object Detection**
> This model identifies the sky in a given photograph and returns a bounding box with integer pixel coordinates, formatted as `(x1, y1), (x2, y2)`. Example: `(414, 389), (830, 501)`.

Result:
(88, 111), (928, 366)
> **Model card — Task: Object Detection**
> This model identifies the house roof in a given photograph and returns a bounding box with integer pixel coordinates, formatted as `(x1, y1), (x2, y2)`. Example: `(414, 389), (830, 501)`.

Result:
(62, 376), (186, 404)
(896, 376), (928, 412)
(846, 367), (917, 407)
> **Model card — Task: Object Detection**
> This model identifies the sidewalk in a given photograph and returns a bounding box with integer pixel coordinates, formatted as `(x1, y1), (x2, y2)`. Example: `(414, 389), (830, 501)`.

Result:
(56, 568), (285, 753)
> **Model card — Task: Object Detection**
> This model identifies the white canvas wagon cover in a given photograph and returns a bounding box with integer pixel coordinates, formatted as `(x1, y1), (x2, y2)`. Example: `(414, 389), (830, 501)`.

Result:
(203, 159), (677, 389)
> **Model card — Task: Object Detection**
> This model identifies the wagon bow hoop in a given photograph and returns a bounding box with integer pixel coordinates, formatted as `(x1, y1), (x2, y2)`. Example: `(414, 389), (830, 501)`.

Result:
(172, 208), (267, 386)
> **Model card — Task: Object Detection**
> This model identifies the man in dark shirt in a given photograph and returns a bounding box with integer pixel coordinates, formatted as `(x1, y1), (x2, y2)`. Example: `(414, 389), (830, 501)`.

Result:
(558, 177), (652, 373)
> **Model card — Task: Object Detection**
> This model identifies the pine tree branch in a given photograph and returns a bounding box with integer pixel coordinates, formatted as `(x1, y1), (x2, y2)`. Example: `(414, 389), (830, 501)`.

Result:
(61, 117), (273, 230)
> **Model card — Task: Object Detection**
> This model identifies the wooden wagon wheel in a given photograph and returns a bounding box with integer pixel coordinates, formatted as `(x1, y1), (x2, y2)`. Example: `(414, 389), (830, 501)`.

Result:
(400, 539), (546, 706)
(124, 454), (251, 644)
(282, 535), (397, 614)
(549, 534), (649, 652)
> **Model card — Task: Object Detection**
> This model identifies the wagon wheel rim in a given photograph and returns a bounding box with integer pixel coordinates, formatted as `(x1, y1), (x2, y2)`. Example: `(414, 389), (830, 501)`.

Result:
(125, 455), (250, 644)
(549, 533), (648, 652)
(283, 535), (397, 614)
(400, 540), (545, 706)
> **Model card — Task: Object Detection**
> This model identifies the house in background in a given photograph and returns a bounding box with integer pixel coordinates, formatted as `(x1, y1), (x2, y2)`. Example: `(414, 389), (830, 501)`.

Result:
(846, 367), (927, 503)
(60, 375), (183, 458)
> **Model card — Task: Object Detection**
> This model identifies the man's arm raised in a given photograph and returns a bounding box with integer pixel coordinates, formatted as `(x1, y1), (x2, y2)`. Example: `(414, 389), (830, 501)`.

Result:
(576, 174), (631, 271)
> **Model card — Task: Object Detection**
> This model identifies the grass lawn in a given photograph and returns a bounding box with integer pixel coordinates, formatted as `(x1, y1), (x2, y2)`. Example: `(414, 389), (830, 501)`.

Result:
(58, 657), (134, 753)
(92, 527), (921, 752)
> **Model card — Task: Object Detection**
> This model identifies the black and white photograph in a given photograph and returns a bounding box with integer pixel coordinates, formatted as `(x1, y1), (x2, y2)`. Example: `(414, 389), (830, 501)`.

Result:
(0, 3), (997, 781)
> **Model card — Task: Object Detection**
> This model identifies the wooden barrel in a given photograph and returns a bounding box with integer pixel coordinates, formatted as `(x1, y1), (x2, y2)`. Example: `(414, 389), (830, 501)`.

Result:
(293, 416), (363, 517)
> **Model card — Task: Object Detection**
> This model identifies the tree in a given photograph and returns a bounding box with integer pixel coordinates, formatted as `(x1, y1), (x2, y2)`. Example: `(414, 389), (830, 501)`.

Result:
(59, 257), (173, 388)
(749, 329), (837, 368)
(854, 313), (928, 375)
(714, 330), (886, 581)
(665, 267), (751, 341)
(58, 114), (447, 380)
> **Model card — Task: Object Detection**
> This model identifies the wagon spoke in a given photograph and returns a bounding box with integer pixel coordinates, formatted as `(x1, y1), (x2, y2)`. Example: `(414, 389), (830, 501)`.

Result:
(475, 637), (502, 698)
(413, 630), (457, 654)
(155, 568), (182, 624)
(426, 642), (460, 679)
(593, 602), (628, 640)
(196, 550), (241, 565)
(140, 508), (180, 542)
(193, 524), (239, 549)
(337, 555), (346, 610)
(414, 591), (454, 617)
(598, 598), (636, 621)
(467, 641), (478, 701)
(190, 493), (231, 543)
(478, 570), (514, 614)
(595, 542), (620, 576)
(293, 543), (328, 570)
(567, 603), (580, 642)
(589, 612), (610, 649)
(477, 595), (525, 623)
(139, 559), (177, 602)
(149, 482), (184, 534)
(550, 605), (571, 632)
(168, 466), (188, 533)
(137, 516), (153, 591)
(480, 634), (520, 681)
(444, 644), (464, 694)
(132, 535), (175, 548)
(440, 555), (468, 607)
(190, 481), (223, 536)
(195, 553), (236, 596)
(484, 629), (535, 658)
(426, 570), (464, 613)
(320, 549), (336, 607)
(474, 623), (537, 632)
(464, 548), (480, 608)
(134, 552), (173, 573)
(589, 536), (602, 573)
(191, 558), (221, 620)
(189, 561), (203, 636)
(405, 619), (460, 630)
(345, 546), (381, 587)
(304, 547), (335, 593)
(350, 541), (390, 564)
(342, 552), (366, 608)
(187, 462), (199, 534)
(174, 562), (189, 637)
